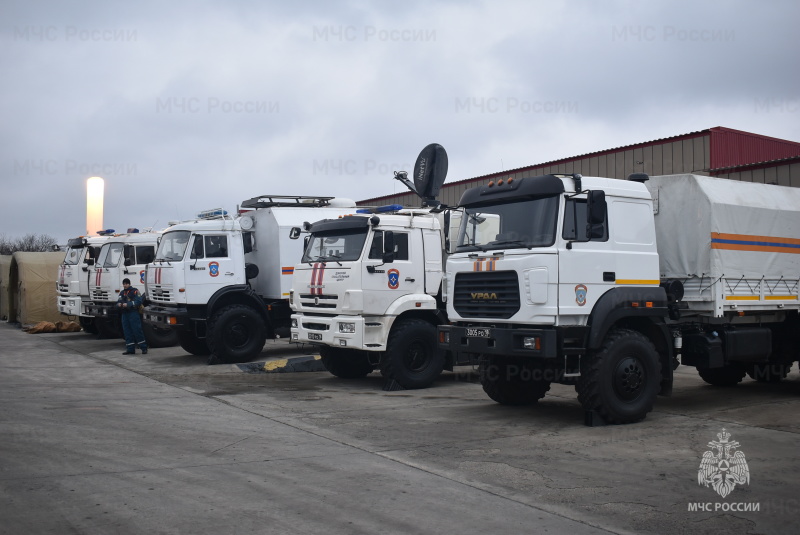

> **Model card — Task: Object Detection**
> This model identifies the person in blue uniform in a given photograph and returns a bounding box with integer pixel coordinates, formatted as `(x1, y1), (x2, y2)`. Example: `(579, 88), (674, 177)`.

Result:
(117, 278), (148, 355)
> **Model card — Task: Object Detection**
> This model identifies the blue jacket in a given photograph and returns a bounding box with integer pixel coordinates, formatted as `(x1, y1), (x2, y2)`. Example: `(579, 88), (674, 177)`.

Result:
(117, 287), (142, 313)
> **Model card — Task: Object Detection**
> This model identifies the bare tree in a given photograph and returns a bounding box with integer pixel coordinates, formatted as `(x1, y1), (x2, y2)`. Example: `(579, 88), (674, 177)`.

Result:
(0, 233), (58, 254)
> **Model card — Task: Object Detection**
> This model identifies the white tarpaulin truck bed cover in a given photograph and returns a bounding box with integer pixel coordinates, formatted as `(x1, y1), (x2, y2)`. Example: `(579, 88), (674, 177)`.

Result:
(646, 174), (800, 315)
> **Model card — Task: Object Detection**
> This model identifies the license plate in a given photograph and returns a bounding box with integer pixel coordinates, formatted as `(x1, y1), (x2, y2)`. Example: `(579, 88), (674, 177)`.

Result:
(466, 327), (491, 338)
(308, 333), (322, 341)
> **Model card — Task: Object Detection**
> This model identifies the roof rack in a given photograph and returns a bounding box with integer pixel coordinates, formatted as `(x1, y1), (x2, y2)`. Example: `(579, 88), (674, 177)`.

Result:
(240, 195), (335, 209)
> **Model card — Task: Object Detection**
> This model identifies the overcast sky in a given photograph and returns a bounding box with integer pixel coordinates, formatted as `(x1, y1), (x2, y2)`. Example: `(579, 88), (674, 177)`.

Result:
(2, 0), (798, 243)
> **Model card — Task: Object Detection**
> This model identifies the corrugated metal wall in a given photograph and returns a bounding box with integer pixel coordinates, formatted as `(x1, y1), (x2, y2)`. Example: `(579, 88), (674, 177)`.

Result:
(714, 160), (800, 187)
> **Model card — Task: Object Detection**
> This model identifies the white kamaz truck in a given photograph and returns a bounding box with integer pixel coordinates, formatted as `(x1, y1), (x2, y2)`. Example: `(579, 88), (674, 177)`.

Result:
(142, 198), (357, 363)
(290, 144), (475, 389)
(57, 234), (109, 333)
(439, 173), (800, 425)
(83, 230), (177, 347)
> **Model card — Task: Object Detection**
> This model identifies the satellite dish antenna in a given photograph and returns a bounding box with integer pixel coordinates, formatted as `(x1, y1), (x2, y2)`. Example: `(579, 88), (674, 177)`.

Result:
(394, 143), (448, 207)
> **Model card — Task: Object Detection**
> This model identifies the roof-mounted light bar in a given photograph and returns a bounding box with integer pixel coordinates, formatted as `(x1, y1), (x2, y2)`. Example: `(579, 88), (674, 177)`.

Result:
(356, 204), (404, 214)
(197, 208), (228, 219)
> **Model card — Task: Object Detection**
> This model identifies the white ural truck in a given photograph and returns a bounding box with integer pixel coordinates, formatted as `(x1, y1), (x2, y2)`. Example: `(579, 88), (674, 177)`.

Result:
(83, 230), (178, 347)
(438, 173), (800, 425)
(142, 198), (358, 363)
(290, 144), (475, 389)
(57, 235), (109, 333)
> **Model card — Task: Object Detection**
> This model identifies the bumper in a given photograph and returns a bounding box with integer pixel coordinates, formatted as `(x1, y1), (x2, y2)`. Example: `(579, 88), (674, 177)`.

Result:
(438, 324), (557, 359)
(291, 314), (388, 351)
(143, 305), (189, 328)
(83, 301), (120, 319)
(57, 295), (85, 316)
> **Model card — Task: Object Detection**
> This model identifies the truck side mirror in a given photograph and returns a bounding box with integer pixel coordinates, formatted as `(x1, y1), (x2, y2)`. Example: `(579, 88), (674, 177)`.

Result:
(382, 231), (396, 263)
(289, 227), (301, 239)
(124, 258), (132, 266)
(85, 258), (95, 266)
(586, 190), (606, 240)
(587, 190), (606, 225)
(586, 190), (608, 240)
(443, 210), (451, 253)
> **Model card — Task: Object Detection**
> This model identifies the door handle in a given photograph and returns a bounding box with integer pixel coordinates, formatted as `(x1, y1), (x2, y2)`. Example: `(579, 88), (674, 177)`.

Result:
(405, 277), (415, 282)
(225, 272), (235, 276)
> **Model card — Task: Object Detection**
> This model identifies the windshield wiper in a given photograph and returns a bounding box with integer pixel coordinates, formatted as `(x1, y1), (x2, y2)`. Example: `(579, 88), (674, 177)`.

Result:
(312, 254), (343, 265)
(490, 239), (532, 249)
(458, 244), (488, 252)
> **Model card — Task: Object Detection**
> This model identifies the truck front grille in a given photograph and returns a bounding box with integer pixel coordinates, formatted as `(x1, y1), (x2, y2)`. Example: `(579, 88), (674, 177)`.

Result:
(453, 271), (520, 319)
(299, 294), (338, 309)
(91, 288), (109, 300)
(149, 287), (172, 303)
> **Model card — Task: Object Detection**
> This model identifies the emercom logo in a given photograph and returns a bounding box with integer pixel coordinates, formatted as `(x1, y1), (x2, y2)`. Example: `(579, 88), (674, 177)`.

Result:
(698, 428), (750, 498)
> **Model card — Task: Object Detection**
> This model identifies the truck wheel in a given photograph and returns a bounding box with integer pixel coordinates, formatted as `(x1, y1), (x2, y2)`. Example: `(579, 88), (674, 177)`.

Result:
(95, 317), (120, 339)
(380, 319), (444, 389)
(319, 346), (373, 378)
(142, 322), (178, 348)
(206, 304), (266, 364)
(577, 328), (660, 424)
(78, 316), (98, 335)
(479, 356), (550, 406)
(746, 362), (792, 383)
(177, 330), (211, 356)
(697, 364), (746, 386)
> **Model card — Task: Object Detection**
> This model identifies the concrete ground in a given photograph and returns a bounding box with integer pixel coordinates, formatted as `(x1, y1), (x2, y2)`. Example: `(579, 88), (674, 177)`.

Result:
(1, 323), (798, 535)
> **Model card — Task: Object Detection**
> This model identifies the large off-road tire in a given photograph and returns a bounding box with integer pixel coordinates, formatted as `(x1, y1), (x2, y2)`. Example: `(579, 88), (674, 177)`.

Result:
(143, 321), (179, 348)
(577, 328), (661, 424)
(177, 330), (211, 356)
(319, 346), (374, 378)
(95, 317), (120, 339)
(746, 362), (792, 383)
(78, 316), (98, 335)
(379, 319), (444, 389)
(479, 356), (551, 406)
(206, 304), (267, 364)
(697, 363), (747, 386)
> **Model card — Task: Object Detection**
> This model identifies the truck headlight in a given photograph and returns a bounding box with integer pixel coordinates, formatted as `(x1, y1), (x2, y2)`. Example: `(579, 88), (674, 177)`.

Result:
(291, 318), (298, 328)
(338, 322), (355, 333)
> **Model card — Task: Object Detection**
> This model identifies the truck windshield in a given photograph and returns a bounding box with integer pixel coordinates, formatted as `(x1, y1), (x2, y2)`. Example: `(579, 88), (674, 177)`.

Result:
(156, 231), (191, 261)
(102, 243), (124, 268)
(302, 229), (368, 263)
(457, 196), (559, 251)
(62, 246), (82, 265)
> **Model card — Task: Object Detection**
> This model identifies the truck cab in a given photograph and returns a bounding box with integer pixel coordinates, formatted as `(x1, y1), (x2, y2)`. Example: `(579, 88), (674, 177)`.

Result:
(57, 235), (108, 333)
(439, 174), (673, 423)
(143, 199), (358, 363)
(291, 206), (471, 388)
